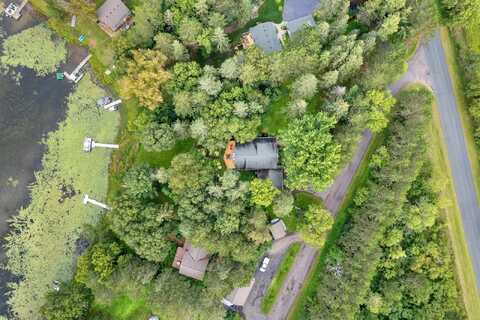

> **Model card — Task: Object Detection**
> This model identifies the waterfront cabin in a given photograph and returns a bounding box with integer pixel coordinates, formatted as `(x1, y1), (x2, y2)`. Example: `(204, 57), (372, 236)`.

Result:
(96, 0), (131, 36)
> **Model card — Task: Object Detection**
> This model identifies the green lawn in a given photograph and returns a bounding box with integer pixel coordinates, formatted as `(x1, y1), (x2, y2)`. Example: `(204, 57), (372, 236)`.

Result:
(94, 295), (150, 320)
(261, 93), (289, 135)
(288, 130), (385, 320)
(135, 139), (196, 168)
(261, 243), (301, 314)
(429, 100), (480, 319)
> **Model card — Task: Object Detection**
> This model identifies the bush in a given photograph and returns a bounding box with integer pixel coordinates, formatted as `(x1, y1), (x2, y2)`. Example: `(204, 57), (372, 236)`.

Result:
(40, 281), (93, 320)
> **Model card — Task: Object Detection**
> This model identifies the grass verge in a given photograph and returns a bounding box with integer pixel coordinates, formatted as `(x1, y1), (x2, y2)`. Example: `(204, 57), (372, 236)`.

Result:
(261, 243), (301, 314)
(439, 27), (480, 201)
(288, 130), (384, 320)
(430, 100), (480, 319)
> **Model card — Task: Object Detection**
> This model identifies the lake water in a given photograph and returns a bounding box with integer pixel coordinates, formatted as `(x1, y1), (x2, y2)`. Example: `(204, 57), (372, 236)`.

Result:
(0, 7), (74, 315)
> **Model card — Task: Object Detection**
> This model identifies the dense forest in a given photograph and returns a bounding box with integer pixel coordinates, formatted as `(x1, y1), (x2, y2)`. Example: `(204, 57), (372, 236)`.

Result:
(2, 0), (478, 318)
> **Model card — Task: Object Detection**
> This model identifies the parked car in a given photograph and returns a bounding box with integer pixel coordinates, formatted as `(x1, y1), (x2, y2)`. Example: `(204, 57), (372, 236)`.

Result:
(259, 257), (270, 272)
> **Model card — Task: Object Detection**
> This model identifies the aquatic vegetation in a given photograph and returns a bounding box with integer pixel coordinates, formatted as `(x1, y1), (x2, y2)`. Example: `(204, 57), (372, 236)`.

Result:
(1, 24), (66, 76)
(4, 75), (119, 319)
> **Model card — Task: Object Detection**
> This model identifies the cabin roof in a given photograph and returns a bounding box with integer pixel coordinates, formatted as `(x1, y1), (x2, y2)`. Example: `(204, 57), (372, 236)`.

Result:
(282, 0), (321, 21)
(97, 0), (131, 31)
(286, 15), (316, 36)
(249, 22), (282, 53)
(234, 137), (279, 170)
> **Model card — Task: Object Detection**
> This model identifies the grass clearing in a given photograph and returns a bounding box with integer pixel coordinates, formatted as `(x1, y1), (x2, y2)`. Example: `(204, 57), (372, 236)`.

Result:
(261, 243), (301, 314)
(94, 295), (150, 320)
(261, 93), (289, 135)
(430, 101), (480, 318)
(288, 130), (384, 320)
(439, 27), (480, 202)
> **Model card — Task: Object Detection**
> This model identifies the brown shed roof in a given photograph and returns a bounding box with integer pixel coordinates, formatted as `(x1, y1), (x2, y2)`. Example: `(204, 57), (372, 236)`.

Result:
(178, 242), (209, 280)
(96, 0), (131, 31)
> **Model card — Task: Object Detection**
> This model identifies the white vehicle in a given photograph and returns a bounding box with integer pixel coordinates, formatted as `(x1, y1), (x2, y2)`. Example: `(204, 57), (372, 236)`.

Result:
(5, 3), (18, 17)
(259, 257), (270, 272)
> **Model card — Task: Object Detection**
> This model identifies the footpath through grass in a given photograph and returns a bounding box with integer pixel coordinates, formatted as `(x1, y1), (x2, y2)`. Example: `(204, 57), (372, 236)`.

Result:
(261, 243), (301, 314)
(288, 130), (384, 320)
(429, 102), (480, 319)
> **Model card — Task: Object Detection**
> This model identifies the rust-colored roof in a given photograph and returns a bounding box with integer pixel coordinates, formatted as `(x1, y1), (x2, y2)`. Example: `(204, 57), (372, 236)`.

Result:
(224, 140), (236, 169)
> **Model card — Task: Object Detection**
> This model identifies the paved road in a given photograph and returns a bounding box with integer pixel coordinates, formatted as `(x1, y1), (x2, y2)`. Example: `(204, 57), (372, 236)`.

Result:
(267, 244), (317, 320)
(317, 130), (372, 214)
(422, 33), (480, 291)
(242, 235), (301, 320)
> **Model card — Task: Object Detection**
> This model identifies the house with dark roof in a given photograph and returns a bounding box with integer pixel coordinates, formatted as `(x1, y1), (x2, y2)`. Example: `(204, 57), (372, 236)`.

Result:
(172, 242), (209, 281)
(248, 22), (282, 53)
(234, 137), (279, 170)
(96, 0), (131, 36)
(224, 138), (284, 189)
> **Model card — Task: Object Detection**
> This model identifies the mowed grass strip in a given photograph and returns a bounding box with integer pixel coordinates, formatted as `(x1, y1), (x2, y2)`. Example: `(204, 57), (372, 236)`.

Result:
(261, 243), (302, 314)
(429, 101), (480, 319)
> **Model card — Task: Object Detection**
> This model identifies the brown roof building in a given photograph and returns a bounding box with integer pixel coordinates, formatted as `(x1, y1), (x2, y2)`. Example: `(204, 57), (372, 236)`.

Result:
(96, 0), (131, 35)
(172, 242), (210, 281)
(269, 219), (287, 240)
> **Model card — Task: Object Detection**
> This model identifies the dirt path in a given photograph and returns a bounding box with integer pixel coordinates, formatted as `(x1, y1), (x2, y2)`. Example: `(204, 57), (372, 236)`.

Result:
(267, 244), (318, 320)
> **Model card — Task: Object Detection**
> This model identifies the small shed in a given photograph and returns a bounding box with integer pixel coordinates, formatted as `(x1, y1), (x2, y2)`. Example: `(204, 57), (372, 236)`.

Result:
(282, 0), (321, 21)
(97, 0), (131, 34)
(173, 242), (210, 281)
(269, 219), (287, 240)
(286, 15), (316, 36)
(249, 22), (282, 53)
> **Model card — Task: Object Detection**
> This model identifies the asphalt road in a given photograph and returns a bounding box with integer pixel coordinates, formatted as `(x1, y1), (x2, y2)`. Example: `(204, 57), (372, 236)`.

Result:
(242, 235), (302, 320)
(423, 33), (480, 291)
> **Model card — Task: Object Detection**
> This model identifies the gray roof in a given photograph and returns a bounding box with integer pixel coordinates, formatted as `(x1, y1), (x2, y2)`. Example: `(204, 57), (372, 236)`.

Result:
(283, 0), (321, 21)
(234, 138), (279, 170)
(97, 0), (131, 31)
(286, 15), (316, 36)
(179, 242), (209, 281)
(269, 220), (287, 240)
(249, 22), (282, 53)
(256, 169), (284, 190)
(225, 279), (255, 306)
(267, 169), (284, 190)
